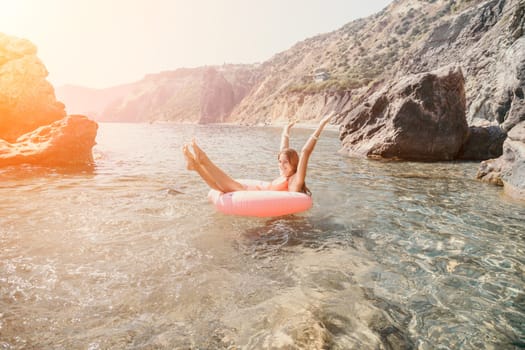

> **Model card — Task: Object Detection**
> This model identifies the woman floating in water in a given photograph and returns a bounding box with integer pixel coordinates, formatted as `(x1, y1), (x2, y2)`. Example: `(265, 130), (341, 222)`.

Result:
(182, 111), (335, 195)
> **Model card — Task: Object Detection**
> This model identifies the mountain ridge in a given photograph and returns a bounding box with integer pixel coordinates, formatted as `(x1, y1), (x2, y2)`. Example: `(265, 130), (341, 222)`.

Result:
(56, 0), (524, 130)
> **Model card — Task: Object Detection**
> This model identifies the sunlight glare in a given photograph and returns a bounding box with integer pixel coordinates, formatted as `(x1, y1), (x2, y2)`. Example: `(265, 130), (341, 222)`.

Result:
(0, 1), (29, 36)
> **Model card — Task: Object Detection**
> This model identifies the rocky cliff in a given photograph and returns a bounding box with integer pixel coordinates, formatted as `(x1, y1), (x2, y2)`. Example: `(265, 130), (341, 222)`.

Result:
(0, 33), (66, 142)
(0, 33), (98, 167)
(56, 64), (260, 123)
(396, 0), (524, 128)
(339, 66), (469, 160)
(55, 84), (136, 121)
(230, 0), (524, 129)
(56, 0), (523, 130)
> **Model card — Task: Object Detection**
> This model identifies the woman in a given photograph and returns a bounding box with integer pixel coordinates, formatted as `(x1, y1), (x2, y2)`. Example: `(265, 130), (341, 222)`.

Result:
(182, 111), (335, 195)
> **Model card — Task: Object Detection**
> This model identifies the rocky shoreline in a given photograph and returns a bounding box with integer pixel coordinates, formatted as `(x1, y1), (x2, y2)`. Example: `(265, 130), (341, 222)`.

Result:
(477, 121), (525, 200)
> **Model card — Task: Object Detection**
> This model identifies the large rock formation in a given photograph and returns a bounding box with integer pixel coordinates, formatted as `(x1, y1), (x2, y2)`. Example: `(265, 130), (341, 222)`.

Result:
(0, 33), (66, 142)
(0, 33), (98, 168)
(339, 66), (468, 161)
(392, 0), (524, 198)
(0, 115), (98, 167)
(398, 0), (524, 128)
(477, 121), (525, 199)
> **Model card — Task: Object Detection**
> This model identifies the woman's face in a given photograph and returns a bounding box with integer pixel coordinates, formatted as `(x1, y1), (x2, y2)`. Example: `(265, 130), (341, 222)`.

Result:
(278, 153), (294, 177)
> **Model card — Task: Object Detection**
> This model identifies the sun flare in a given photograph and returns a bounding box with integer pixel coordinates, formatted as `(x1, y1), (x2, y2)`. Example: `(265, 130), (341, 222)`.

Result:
(0, 1), (29, 35)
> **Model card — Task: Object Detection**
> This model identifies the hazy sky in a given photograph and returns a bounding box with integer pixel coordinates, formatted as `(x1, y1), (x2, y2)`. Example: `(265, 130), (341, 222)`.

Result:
(1, 0), (392, 88)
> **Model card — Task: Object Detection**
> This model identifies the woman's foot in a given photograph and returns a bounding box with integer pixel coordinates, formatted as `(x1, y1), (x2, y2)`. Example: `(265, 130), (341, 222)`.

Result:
(182, 144), (197, 171)
(191, 138), (208, 164)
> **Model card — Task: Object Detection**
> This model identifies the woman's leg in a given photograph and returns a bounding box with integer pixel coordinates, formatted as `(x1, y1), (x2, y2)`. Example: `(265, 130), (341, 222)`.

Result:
(183, 145), (223, 191)
(191, 139), (245, 192)
(182, 143), (244, 192)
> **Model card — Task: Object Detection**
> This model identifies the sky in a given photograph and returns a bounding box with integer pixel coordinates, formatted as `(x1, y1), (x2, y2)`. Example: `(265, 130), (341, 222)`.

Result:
(1, 0), (392, 89)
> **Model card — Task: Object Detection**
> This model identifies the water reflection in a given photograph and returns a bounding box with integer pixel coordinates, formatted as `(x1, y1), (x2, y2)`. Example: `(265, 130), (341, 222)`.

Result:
(0, 163), (95, 182)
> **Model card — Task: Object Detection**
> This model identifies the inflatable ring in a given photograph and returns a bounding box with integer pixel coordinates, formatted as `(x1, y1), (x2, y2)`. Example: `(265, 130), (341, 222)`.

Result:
(207, 179), (313, 217)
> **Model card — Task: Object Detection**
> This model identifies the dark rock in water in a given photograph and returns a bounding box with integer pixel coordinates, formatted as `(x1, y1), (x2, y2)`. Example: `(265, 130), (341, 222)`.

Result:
(166, 188), (184, 195)
(339, 66), (468, 161)
(0, 115), (98, 167)
(457, 125), (507, 160)
(477, 121), (525, 199)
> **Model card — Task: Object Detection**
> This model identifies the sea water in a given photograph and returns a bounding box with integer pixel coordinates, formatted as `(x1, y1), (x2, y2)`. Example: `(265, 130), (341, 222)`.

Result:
(0, 123), (523, 349)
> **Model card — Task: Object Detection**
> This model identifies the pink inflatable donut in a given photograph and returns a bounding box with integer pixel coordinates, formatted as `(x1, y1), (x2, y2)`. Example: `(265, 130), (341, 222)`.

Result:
(207, 179), (313, 217)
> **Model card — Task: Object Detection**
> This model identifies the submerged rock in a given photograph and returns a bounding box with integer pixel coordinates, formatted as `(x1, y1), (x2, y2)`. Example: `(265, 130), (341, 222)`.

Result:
(0, 115), (98, 167)
(339, 66), (468, 161)
(477, 121), (525, 200)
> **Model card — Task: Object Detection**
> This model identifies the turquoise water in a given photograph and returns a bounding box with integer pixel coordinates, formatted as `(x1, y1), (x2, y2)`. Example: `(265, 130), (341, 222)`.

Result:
(0, 123), (523, 349)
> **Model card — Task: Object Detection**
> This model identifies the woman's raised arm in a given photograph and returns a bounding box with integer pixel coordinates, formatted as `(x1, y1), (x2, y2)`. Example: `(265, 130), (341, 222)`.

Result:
(291, 111), (335, 190)
(280, 120), (296, 151)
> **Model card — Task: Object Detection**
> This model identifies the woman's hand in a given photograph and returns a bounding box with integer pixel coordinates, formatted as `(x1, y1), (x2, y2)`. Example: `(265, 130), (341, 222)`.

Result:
(285, 119), (296, 132)
(319, 111), (335, 127)
(281, 119), (296, 150)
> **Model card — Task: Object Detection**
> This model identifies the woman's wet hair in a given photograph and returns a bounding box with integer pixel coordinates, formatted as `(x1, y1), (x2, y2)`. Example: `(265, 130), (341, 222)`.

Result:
(278, 148), (312, 196)
(279, 148), (299, 171)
